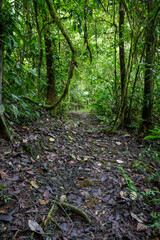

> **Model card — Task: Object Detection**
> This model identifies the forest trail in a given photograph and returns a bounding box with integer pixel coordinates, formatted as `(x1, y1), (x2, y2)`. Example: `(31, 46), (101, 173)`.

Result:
(0, 112), (157, 239)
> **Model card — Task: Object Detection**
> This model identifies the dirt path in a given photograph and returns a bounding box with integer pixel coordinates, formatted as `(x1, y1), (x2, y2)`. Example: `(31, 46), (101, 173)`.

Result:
(0, 112), (158, 239)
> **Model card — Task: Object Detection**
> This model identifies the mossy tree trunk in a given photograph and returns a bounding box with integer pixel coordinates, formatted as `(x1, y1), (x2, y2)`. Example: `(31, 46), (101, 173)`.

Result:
(45, 0), (77, 110)
(44, 17), (56, 105)
(0, 6), (12, 141)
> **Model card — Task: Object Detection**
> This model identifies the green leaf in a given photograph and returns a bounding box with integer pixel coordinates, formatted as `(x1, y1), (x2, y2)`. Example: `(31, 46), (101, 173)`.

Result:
(30, 180), (39, 189)
(70, 154), (76, 160)
(0, 185), (7, 191)
(29, 68), (38, 77)
(0, 104), (5, 114)
(11, 104), (19, 118)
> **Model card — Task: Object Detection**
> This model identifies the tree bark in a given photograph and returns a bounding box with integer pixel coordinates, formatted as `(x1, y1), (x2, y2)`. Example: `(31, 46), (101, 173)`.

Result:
(0, 37), (12, 141)
(141, 0), (158, 132)
(45, 0), (77, 110)
(44, 18), (56, 105)
(0, 1), (13, 141)
(119, 0), (127, 127)
(33, 0), (43, 95)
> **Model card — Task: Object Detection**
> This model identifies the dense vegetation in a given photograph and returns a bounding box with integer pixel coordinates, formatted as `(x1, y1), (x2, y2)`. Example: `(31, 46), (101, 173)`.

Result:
(0, 0), (159, 136)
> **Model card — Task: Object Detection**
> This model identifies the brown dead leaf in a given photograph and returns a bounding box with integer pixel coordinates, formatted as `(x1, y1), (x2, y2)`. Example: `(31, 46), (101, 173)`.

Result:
(124, 133), (130, 137)
(68, 161), (74, 166)
(86, 202), (94, 209)
(27, 170), (34, 175)
(0, 209), (8, 214)
(137, 223), (147, 231)
(0, 170), (8, 180)
(36, 168), (43, 174)
(75, 176), (85, 181)
(39, 199), (49, 205)
(130, 212), (143, 223)
(43, 190), (50, 200)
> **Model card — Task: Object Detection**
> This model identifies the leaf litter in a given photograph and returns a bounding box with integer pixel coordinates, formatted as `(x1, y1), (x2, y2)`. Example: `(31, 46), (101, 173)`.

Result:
(0, 112), (159, 239)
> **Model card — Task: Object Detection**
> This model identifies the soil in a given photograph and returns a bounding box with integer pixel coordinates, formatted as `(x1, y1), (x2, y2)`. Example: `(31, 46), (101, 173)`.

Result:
(0, 112), (159, 240)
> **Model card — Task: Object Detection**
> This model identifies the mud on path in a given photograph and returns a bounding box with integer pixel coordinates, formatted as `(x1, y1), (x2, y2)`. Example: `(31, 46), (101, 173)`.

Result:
(0, 112), (159, 239)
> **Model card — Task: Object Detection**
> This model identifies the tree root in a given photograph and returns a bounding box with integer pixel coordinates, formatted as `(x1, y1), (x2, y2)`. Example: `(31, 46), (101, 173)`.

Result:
(44, 200), (91, 235)
(44, 198), (64, 232)
(0, 114), (13, 141)
(58, 202), (92, 223)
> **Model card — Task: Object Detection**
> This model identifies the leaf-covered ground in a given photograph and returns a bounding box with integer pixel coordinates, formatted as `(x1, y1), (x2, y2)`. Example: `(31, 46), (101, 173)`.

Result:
(0, 112), (160, 240)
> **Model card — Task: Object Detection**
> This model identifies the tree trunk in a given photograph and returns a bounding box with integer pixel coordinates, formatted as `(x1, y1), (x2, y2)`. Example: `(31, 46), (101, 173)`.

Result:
(33, 0), (43, 95)
(0, 43), (12, 141)
(141, 0), (156, 132)
(0, 45), (2, 107)
(44, 19), (56, 105)
(45, 0), (77, 110)
(0, 2), (12, 141)
(119, 0), (127, 127)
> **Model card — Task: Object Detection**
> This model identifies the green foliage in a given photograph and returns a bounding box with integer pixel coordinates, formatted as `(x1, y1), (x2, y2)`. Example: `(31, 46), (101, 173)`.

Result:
(91, 84), (114, 124)
(0, 185), (7, 191)
(144, 127), (160, 140)
(0, 185), (11, 203)
(0, 0), (159, 130)
(150, 212), (160, 230)
(118, 167), (138, 193)
(118, 166), (160, 231)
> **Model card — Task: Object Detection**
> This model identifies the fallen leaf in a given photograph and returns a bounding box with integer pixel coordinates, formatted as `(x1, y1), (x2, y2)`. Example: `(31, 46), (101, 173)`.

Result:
(22, 126), (30, 130)
(23, 139), (28, 143)
(28, 220), (44, 234)
(97, 162), (102, 167)
(49, 137), (55, 142)
(27, 170), (34, 175)
(130, 191), (137, 200)
(60, 195), (67, 202)
(124, 134), (130, 137)
(0, 214), (13, 222)
(39, 199), (49, 205)
(69, 136), (74, 141)
(119, 191), (125, 198)
(30, 180), (39, 189)
(43, 190), (50, 200)
(68, 161), (74, 166)
(116, 160), (124, 164)
(53, 166), (57, 171)
(0, 171), (8, 180)
(130, 212), (143, 223)
(36, 168), (43, 174)
(70, 154), (76, 160)
(75, 176), (85, 181)
(137, 223), (147, 231)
